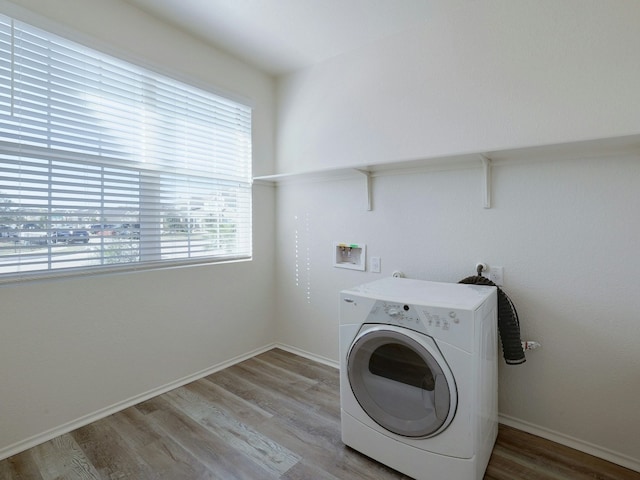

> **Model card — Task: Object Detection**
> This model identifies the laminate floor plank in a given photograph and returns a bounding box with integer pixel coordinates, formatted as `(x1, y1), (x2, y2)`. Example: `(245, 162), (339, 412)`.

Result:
(70, 418), (159, 479)
(29, 434), (100, 480)
(206, 364), (336, 430)
(235, 356), (341, 419)
(236, 363), (339, 431)
(279, 459), (344, 480)
(486, 424), (640, 480)
(110, 408), (218, 480)
(108, 408), (163, 449)
(257, 350), (341, 391)
(228, 361), (323, 410)
(1, 348), (637, 480)
(253, 349), (339, 388)
(189, 376), (275, 424)
(0, 450), (45, 480)
(247, 397), (408, 480)
(162, 383), (300, 477)
(143, 395), (275, 480)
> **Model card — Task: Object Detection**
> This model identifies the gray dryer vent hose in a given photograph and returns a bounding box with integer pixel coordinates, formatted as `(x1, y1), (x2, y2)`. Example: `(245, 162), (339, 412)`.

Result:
(458, 275), (526, 365)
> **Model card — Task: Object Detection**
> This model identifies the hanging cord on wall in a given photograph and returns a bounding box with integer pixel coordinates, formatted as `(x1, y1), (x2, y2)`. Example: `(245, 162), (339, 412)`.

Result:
(459, 266), (526, 365)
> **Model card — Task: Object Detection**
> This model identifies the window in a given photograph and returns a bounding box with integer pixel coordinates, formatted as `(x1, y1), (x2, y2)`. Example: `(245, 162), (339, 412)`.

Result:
(0, 15), (252, 281)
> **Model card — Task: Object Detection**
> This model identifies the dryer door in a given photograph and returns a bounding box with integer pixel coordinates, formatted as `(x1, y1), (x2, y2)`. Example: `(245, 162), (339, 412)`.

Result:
(347, 325), (457, 438)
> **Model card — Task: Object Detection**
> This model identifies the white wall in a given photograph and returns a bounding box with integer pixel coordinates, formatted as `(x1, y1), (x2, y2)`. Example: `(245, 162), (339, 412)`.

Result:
(0, 0), (276, 458)
(275, 0), (640, 470)
(277, 0), (640, 173)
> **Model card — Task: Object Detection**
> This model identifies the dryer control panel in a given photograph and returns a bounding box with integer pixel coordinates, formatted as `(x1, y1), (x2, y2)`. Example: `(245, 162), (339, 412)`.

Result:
(365, 301), (425, 334)
(363, 300), (475, 352)
(419, 306), (474, 353)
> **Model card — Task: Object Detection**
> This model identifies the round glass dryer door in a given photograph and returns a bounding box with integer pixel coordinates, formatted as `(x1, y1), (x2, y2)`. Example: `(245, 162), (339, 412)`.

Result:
(347, 326), (457, 438)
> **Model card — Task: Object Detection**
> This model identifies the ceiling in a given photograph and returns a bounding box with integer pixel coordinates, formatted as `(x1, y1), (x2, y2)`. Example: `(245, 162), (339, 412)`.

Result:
(124, 0), (465, 76)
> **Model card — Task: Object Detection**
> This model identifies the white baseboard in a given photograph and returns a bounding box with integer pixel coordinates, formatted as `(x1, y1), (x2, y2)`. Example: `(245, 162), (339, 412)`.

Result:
(498, 414), (640, 473)
(0, 344), (276, 462)
(273, 343), (339, 369)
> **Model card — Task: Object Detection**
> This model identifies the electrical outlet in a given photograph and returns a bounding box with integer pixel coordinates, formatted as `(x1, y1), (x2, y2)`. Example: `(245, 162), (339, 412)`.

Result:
(487, 266), (504, 286)
(370, 256), (381, 273)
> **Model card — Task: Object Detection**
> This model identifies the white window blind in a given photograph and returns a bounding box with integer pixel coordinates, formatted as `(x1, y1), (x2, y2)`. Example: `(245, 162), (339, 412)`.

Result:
(0, 15), (252, 280)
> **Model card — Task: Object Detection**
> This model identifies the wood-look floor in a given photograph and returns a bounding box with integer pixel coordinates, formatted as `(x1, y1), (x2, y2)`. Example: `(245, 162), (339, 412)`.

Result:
(1, 348), (637, 480)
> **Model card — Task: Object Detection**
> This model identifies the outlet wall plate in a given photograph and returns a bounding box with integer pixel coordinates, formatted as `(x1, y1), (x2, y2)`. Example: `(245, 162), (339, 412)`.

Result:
(487, 266), (504, 286)
(370, 256), (381, 273)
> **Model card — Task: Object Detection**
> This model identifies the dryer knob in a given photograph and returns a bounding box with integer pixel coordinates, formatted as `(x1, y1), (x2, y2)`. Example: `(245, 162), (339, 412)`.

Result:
(388, 308), (400, 317)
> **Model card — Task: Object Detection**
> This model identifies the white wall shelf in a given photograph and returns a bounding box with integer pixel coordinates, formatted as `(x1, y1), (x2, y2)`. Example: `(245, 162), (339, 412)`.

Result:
(253, 134), (640, 210)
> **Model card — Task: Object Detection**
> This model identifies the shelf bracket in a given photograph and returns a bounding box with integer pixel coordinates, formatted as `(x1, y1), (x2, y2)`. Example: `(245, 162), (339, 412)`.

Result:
(480, 154), (491, 209)
(354, 169), (373, 211)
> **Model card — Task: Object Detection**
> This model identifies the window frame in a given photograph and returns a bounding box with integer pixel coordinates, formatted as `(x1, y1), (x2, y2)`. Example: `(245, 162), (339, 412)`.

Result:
(0, 12), (254, 285)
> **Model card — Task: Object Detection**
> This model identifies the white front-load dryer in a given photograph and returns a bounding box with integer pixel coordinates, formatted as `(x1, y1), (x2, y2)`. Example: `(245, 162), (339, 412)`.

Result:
(340, 277), (498, 480)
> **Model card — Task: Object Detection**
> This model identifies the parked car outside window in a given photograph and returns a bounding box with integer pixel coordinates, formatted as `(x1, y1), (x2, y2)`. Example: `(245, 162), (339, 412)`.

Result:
(0, 225), (17, 240)
(19, 223), (48, 245)
(51, 229), (90, 244)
